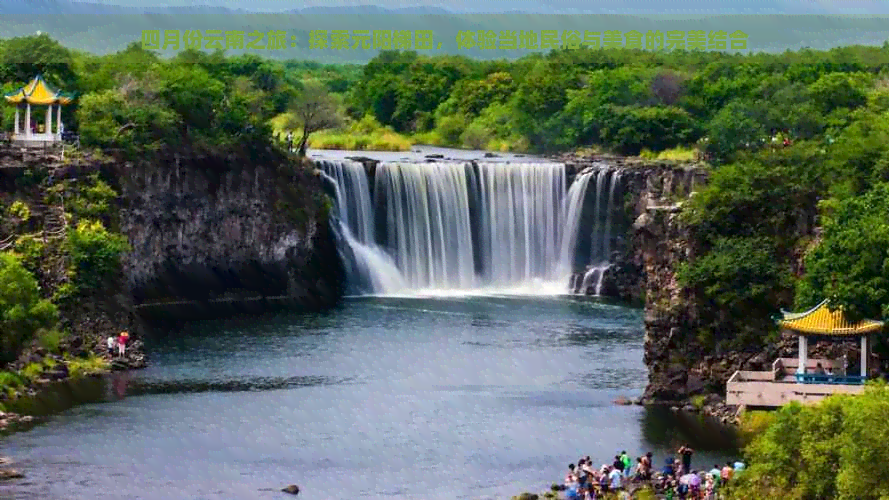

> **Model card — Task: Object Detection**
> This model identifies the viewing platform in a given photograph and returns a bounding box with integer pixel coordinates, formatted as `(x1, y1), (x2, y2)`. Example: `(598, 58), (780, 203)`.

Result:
(727, 358), (866, 407)
(725, 299), (883, 408)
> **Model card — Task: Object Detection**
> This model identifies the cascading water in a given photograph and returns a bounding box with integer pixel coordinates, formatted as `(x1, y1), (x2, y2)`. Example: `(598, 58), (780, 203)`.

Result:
(374, 162), (477, 290)
(315, 158), (623, 297)
(317, 160), (407, 295)
(556, 169), (594, 280)
(580, 168), (622, 295)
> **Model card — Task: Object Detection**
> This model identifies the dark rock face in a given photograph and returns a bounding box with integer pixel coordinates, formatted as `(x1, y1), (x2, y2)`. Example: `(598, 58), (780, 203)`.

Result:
(118, 154), (345, 321)
(558, 155), (717, 403)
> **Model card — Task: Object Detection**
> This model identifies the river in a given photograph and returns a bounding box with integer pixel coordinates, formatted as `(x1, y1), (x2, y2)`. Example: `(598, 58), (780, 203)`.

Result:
(1, 147), (737, 499)
(1, 296), (736, 500)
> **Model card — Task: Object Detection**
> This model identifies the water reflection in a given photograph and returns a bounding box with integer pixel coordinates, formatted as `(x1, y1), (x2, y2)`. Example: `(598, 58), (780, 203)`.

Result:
(125, 375), (352, 396)
(560, 325), (642, 347)
(0, 297), (738, 500)
(641, 405), (740, 453)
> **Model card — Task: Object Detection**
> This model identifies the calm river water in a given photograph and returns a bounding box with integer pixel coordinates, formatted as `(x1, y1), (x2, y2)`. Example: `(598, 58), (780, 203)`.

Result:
(1, 296), (737, 500)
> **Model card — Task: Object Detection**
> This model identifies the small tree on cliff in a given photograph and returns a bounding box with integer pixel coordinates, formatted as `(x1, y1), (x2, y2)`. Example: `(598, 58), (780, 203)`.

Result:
(287, 79), (342, 156)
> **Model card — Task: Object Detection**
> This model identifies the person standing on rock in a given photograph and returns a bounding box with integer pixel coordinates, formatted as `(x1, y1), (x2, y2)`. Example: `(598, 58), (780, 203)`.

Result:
(678, 445), (694, 474)
(107, 335), (116, 356)
(117, 331), (129, 357)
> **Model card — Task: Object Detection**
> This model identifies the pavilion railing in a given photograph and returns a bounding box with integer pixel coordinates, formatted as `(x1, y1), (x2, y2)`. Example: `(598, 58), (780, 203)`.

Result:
(794, 373), (867, 385)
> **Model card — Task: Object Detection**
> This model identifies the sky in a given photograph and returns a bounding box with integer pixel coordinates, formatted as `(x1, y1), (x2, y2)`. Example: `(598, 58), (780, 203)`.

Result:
(56, 0), (889, 14)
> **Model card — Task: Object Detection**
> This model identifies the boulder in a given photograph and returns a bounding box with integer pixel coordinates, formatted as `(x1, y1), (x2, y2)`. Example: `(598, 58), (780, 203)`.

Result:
(513, 494), (539, 500)
(281, 484), (300, 495)
(0, 469), (24, 480)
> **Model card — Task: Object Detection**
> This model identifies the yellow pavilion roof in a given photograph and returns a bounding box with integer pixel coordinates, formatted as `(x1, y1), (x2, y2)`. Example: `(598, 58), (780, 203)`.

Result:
(778, 299), (884, 336)
(4, 75), (74, 105)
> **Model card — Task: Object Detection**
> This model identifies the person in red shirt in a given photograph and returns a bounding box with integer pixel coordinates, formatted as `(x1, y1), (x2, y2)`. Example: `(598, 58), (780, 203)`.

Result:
(117, 331), (129, 357)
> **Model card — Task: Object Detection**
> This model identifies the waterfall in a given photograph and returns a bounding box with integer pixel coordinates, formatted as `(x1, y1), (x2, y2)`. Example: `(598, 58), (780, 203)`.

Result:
(374, 162), (477, 290)
(318, 160), (407, 295)
(315, 158), (624, 297)
(580, 168), (622, 295)
(475, 162), (565, 286)
(556, 169), (594, 279)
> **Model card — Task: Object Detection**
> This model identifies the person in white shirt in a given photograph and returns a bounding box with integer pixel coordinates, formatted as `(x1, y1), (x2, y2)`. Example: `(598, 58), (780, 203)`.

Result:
(608, 466), (622, 491)
(107, 336), (116, 356)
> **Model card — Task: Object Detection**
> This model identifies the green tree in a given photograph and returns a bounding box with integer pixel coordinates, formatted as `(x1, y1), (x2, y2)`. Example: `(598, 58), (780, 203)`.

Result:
(0, 252), (58, 364)
(797, 183), (889, 321)
(703, 100), (767, 164)
(287, 79), (343, 156)
(65, 220), (130, 296)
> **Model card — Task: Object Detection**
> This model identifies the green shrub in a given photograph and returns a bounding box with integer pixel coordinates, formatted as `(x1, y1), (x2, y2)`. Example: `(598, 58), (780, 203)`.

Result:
(19, 362), (45, 382)
(36, 328), (64, 353)
(67, 174), (119, 219)
(12, 234), (45, 274)
(6, 200), (30, 222)
(0, 252), (58, 364)
(66, 353), (109, 378)
(64, 220), (130, 295)
(727, 382), (889, 500)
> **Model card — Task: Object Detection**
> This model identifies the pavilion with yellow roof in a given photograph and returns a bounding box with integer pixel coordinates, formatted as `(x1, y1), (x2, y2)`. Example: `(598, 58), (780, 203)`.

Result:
(4, 74), (74, 144)
(778, 298), (883, 382)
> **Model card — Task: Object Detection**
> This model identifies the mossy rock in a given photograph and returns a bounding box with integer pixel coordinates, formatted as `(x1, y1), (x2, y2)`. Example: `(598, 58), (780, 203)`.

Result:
(512, 494), (539, 500)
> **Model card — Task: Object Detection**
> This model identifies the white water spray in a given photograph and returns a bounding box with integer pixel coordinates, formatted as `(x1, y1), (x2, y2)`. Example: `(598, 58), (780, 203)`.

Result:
(316, 159), (623, 297)
(318, 160), (407, 295)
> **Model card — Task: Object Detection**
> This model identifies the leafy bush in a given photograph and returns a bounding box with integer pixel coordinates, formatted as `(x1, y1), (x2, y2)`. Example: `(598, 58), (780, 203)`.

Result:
(66, 174), (119, 219)
(6, 200), (30, 222)
(0, 252), (58, 364)
(728, 383), (889, 500)
(64, 220), (130, 295)
(36, 328), (64, 353)
(796, 182), (889, 321)
(66, 353), (110, 378)
(12, 234), (45, 274)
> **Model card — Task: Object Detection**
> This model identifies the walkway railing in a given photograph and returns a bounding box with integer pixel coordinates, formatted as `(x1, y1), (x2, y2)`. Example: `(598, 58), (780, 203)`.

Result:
(794, 374), (867, 385)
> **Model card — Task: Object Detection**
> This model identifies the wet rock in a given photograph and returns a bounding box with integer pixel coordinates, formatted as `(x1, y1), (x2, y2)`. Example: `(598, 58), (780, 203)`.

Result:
(513, 493), (539, 500)
(425, 154), (444, 159)
(483, 152), (499, 158)
(0, 457), (11, 466)
(614, 396), (633, 405)
(0, 469), (24, 480)
(281, 484), (300, 495)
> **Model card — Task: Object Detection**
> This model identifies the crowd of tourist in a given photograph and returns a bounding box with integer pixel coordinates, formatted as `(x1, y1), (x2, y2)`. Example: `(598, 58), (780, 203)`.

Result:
(560, 445), (745, 499)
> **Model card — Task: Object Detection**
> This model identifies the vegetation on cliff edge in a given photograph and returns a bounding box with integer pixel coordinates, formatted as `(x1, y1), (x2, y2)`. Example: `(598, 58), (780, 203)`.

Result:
(726, 382), (889, 500)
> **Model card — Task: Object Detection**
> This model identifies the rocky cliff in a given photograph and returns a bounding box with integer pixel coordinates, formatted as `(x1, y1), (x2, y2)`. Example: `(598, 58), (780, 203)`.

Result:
(561, 155), (721, 403)
(566, 156), (848, 410)
(117, 150), (345, 321)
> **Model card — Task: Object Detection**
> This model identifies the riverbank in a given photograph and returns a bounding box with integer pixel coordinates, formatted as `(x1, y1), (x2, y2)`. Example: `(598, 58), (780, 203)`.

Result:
(0, 338), (146, 434)
(0, 333), (147, 481)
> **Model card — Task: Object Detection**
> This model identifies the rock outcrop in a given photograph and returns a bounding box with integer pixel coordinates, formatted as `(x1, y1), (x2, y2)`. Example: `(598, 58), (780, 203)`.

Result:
(566, 156), (848, 408)
(117, 151), (345, 321)
(559, 154), (715, 403)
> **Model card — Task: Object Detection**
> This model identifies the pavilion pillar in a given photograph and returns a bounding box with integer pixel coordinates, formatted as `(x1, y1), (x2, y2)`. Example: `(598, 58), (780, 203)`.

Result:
(46, 105), (52, 137)
(24, 103), (31, 137)
(861, 335), (868, 378)
(56, 104), (62, 137)
(13, 106), (19, 135)
(798, 335), (808, 375)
